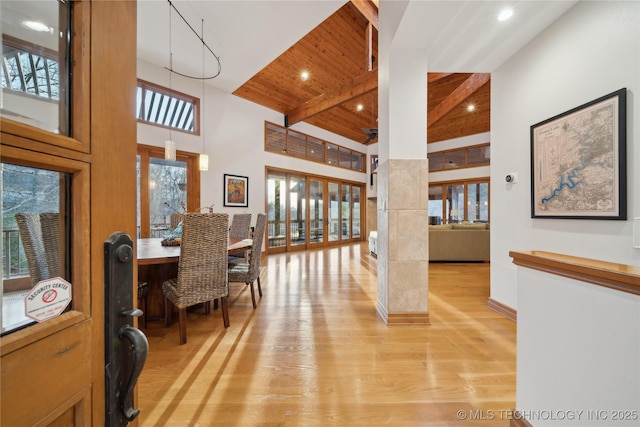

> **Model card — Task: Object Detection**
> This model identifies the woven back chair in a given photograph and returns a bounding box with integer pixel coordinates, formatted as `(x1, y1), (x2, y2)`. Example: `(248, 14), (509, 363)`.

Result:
(170, 212), (184, 230)
(228, 213), (252, 264)
(15, 212), (60, 286)
(162, 212), (230, 344)
(228, 213), (267, 308)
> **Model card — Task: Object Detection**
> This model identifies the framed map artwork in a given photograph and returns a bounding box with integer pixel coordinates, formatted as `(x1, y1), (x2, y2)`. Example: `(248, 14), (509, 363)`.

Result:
(224, 174), (248, 207)
(530, 88), (626, 219)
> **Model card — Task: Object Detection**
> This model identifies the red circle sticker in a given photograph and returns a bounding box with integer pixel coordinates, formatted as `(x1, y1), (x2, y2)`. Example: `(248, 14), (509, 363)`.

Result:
(42, 289), (57, 303)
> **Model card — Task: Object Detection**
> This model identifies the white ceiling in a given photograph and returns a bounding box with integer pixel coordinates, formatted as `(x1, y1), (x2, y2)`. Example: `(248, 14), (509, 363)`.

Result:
(136, 0), (346, 93)
(136, 0), (578, 92)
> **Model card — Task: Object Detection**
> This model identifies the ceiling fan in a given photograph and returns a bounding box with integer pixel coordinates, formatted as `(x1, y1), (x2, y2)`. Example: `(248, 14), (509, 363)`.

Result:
(361, 127), (378, 145)
(360, 92), (377, 145)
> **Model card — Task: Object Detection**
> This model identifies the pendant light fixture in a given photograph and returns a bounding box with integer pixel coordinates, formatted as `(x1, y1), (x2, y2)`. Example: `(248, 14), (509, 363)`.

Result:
(165, 3), (176, 161)
(199, 18), (209, 171)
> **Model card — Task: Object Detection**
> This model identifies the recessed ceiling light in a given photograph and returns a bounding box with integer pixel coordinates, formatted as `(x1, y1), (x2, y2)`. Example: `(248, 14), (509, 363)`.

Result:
(300, 71), (309, 81)
(467, 104), (476, 112)
(22, 20), (52, 33)
(356, 104), (364, 112)
(498, 8), (513, 21)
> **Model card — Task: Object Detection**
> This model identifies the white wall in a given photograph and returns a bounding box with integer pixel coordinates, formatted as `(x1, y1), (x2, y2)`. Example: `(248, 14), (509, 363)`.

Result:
(490, 1), (640, 309)
(137, 58), (367, 220)
(517, 267), (640, 426)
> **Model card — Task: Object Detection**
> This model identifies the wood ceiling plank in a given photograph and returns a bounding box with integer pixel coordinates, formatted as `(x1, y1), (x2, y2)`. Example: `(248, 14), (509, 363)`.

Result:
(285, 70), (377, 126)
(428, 73), (453, 83)
(427, 73), (490, 127)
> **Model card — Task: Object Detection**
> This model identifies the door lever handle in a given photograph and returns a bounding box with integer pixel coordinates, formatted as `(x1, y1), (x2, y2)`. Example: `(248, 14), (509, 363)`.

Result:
(121, 309), (143, 318)
(118, 325), (148, 422)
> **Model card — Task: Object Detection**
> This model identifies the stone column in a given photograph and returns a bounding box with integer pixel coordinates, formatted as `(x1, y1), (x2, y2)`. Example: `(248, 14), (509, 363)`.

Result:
(376, 2), (430, 324)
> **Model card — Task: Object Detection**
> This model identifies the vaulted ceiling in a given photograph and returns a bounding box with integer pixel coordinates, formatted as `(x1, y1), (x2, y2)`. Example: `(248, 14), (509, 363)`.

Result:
(137, 0), (578, 146)
(232, 1), (490, 145)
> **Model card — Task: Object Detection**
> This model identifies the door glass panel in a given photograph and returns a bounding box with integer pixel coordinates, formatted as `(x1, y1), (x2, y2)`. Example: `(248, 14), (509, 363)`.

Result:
(341, 184), (350, 240)
(147, 157), (187, 237)
(289, 177), (306, 246)
(2, 163), (70, 335)
(328, 183), (339, 242)
(267, 173), (286, 248)
(468, 184), (479, 223)
(309, 180), (323, 244)
(1, 1), (71, 135)
(446, 184), (464, 223)
(428, 185), (444, 225)
(478, 182), (489, 223)
(352, 186), (360, 238)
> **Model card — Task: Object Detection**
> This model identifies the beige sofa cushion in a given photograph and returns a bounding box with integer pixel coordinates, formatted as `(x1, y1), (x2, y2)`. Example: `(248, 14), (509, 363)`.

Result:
(429, 225), (489, 261)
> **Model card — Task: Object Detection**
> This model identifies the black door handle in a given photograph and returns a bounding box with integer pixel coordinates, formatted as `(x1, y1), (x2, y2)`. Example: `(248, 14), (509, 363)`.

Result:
(119, 325), (149, 422)
(105, 232), (149, 426)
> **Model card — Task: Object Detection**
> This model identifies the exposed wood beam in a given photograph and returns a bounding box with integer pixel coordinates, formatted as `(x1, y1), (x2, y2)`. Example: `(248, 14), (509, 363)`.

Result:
(428, 73), (452, 83)
(427, 73), (490, 127)
(285, 70), (378, 126)
(350, 0), (379, 30)
(366, 22), (373, 71)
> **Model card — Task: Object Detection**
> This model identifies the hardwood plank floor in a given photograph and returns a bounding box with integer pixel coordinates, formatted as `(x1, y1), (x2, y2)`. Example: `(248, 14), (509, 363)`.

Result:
(138, 243), (516, 426)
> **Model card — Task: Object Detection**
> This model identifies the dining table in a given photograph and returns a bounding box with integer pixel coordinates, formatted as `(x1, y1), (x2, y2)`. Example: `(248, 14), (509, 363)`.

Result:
(137, 237), (253, 321)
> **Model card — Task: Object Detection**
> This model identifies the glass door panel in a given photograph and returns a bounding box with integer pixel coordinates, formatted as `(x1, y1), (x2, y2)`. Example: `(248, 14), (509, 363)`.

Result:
(428, 185), (444, 225)
(446, 184), (464, 223)
(328, 182), (340, 242)
(1, 163), (71, 334)
(288, 176), (306, 247)
(309, 179), (324, 245)
(352, 186), (361, 239)
(148, 157), (187, 237)
(341, 184), (351, 240)
(267, 173), (287, 249)
(479, 182), (489, 222)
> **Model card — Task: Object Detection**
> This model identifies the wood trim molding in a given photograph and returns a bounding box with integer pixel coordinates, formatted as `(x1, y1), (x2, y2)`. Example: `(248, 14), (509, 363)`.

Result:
(510, 251), (640, 296)
(510, 410), (534, 427)
(376, 302), (431, 325)
(487, 298), (517, 322)
(386, 313), (430, 325)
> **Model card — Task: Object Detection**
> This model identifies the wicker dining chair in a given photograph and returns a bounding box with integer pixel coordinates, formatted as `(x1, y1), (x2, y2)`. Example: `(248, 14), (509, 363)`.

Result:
(15, 212), (60, 286)
(162, 212), (230, 344)
(170, 212), (184, 230)
(228, 213), (252, 264)
(228, 213), (267, 309)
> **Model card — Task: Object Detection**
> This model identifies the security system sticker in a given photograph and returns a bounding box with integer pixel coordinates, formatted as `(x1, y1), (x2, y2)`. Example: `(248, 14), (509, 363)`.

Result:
(25, 277), (72, 322)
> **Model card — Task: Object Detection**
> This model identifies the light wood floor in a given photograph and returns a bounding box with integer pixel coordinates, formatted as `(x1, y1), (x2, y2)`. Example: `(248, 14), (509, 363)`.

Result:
(138, 243), (516, 427)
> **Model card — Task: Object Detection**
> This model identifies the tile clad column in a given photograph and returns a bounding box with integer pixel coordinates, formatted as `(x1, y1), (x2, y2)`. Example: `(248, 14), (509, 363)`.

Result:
(376, 159), (429, 324)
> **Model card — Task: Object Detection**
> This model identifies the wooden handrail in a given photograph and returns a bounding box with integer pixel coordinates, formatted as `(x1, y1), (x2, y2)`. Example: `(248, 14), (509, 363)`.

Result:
(510, 250), (640, 296)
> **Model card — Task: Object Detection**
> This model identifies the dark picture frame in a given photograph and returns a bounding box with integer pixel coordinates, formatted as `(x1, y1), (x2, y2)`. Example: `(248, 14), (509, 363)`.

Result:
(530, 88), (626, 220)
(223, 174), (248, 207)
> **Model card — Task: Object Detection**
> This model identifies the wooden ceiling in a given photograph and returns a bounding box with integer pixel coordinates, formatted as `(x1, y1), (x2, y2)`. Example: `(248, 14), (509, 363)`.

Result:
(233, 0), (490, 146)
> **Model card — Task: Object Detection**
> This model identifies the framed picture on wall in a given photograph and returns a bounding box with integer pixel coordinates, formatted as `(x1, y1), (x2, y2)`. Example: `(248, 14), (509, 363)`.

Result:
(530, 88), (626, 219)
(224, 174), (249, 207)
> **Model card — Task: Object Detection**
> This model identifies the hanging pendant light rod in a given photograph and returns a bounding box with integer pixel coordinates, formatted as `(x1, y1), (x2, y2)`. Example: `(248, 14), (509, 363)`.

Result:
(165, 0), (221, 80)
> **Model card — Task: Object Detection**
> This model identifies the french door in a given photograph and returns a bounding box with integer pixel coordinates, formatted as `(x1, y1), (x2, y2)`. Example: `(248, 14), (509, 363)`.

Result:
(266, 169), (364, 252)
(1, 2), (137, 425)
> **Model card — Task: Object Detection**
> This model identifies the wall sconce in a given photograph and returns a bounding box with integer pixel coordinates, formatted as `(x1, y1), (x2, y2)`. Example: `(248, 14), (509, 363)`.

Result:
(165, 140), (176, 161)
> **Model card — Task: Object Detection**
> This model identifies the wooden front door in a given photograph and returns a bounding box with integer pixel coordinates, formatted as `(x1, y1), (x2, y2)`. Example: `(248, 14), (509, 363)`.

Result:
(1, 1), (138, 425)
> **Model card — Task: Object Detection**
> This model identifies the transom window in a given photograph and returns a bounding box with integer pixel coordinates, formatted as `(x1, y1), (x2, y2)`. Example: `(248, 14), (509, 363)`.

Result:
(1, 35), (60, 100)
(136, 79), (200, 134)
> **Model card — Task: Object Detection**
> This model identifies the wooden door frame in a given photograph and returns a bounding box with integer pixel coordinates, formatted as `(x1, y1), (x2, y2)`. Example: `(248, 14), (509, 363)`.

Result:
(265, 167), (366, 254)
(0, 1), (138, 425)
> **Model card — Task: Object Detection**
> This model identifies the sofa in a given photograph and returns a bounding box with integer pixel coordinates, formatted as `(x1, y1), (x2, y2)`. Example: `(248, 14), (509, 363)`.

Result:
(429, 223), (490, 262)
